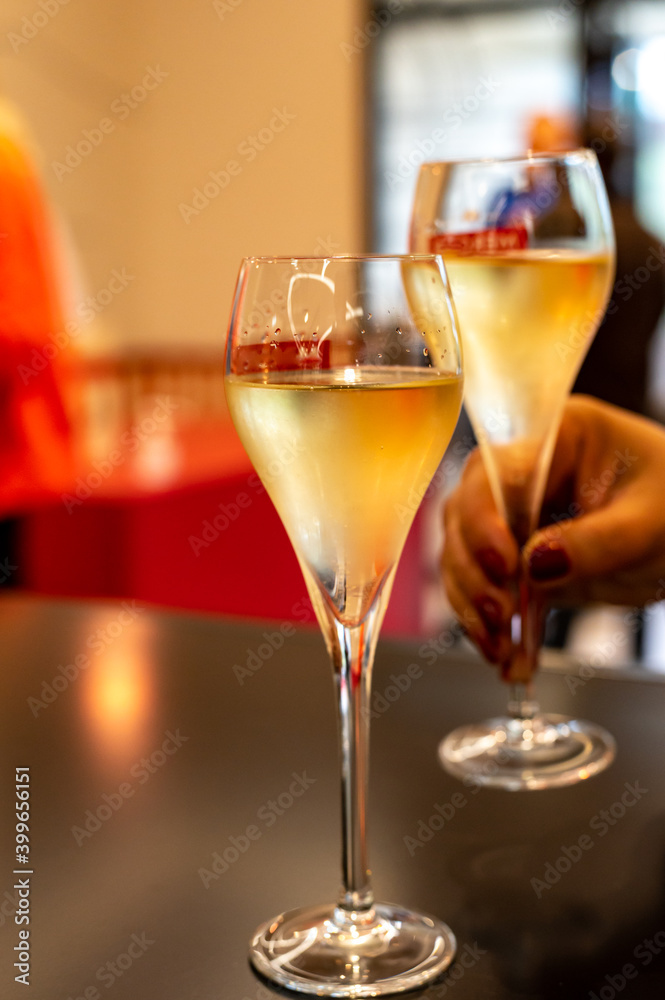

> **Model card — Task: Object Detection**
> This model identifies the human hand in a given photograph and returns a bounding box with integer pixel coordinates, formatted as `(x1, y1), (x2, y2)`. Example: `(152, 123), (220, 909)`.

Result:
(441, 395), (665, 664)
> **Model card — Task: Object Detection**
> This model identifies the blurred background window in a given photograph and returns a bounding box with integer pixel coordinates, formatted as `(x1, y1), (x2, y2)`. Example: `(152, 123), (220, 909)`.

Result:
(372, 0), (583, 252)
(610, 0), (665, 240)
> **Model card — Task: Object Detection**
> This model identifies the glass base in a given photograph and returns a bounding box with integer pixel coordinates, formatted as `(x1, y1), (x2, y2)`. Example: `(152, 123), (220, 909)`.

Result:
(249, 901), (456, 997)
(439, 713), (616, 791)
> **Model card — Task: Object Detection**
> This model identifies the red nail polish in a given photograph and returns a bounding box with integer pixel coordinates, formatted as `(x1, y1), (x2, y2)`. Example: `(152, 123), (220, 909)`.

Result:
(479, 597), (502, 630)
(478, 548), (507, 584)
(528, 543), (571, 582)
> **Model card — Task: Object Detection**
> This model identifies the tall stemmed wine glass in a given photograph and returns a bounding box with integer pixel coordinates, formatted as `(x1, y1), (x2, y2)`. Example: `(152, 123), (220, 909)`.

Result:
(224, 256), (463, 995)
(410, 151), (617, 790)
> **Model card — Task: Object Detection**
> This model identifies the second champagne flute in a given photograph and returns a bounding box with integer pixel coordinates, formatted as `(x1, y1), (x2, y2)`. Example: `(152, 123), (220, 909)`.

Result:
(410, 150), (617, 790)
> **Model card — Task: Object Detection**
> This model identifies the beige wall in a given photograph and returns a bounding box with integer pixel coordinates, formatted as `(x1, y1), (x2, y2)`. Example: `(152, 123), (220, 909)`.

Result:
(0, 0), (367, 352)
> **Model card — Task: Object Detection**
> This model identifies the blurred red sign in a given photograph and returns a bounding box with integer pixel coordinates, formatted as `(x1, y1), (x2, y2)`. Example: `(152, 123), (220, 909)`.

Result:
(231, 339), (331, 375)
(430, 227), (528, 255)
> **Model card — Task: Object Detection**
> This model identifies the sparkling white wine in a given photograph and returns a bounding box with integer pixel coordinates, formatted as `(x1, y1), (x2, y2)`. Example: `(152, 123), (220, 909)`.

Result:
(226, 366), (463, 626)
(444, 249), (613, 542)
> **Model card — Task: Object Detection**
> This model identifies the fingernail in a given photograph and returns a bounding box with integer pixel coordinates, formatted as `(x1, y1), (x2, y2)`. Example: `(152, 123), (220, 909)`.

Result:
(478, 548), (507, 584)
(478, 597), (503, 630)
(528, 543), (572, 582)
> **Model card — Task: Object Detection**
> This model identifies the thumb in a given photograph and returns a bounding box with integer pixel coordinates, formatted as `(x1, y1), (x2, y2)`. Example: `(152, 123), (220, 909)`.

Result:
(523, 492), (657, 604)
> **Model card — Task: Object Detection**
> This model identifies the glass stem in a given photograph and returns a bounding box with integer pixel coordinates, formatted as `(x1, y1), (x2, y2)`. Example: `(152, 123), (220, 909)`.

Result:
(331, 612), (379, 915)
(506, 570), (541, 721)
(508, 681), (538, 720)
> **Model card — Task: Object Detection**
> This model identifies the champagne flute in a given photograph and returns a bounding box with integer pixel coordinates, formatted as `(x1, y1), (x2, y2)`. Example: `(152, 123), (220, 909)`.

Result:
(410, 151), (617, 791)
(224, 255), (463, 995)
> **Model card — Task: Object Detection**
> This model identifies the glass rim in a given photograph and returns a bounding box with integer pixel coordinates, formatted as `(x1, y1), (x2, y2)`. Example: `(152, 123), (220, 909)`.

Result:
(240, 253), (448, 265)
(417, 147), (598, 172)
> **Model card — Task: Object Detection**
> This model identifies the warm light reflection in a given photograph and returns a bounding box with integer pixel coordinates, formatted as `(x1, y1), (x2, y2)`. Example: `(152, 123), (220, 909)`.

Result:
(80, 611), (156, 765)
(130, 396), (183, 488)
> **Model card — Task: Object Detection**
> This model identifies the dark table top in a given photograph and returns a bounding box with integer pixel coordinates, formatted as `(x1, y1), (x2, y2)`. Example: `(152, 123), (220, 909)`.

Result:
(1, 594), (665, 999)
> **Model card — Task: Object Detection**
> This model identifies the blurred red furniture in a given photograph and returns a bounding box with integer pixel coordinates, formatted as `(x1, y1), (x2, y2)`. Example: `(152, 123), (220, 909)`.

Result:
(18, 355), (428, 635)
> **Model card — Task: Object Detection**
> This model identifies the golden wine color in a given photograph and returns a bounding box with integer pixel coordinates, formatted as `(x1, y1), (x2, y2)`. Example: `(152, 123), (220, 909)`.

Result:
(444, 249), (613, 541)
(226, 366), (463, 626)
